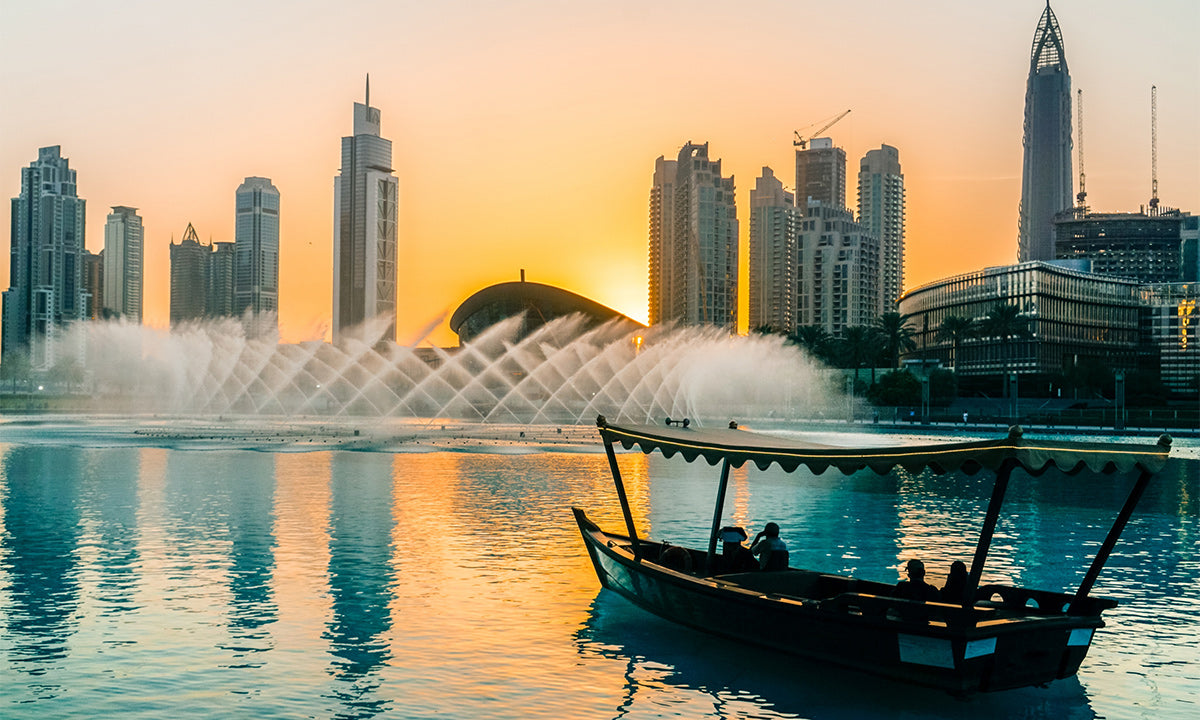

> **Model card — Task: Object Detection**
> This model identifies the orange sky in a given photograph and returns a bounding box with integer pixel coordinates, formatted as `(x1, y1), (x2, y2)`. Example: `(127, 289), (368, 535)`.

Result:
(1, 1), (1196, 346)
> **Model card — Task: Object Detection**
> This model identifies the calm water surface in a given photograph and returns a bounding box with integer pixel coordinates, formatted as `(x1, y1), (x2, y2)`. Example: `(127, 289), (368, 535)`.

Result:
(0, 426), (1196, 719)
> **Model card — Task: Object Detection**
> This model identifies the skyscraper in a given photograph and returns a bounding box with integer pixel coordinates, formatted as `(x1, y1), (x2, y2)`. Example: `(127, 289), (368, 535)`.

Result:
(647, 142), (738, 331)
(234, 176), (280, 327)
(647, 156), (676, 326)
(103, 205), (144, 322)
(795, 138), (847, 212)
(1018, 2), (1073, 262)
(858, 145), (905, 312)
(748, 167), (799, 333)
(333, 77), (399, 343)
(170, 223), (209, 326)
(3, 146), (87, 368)
(208, 241), (236, 318)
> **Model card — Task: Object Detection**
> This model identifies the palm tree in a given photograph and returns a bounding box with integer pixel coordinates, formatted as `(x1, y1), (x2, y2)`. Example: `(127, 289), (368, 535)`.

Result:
(876, 312), (917, 369)
(935, 315), (976, 370)
(788, 325), (834, 364)
(839, 325), (883, 389)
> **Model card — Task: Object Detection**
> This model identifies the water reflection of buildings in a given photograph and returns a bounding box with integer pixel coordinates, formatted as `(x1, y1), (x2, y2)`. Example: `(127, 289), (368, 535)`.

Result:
(86, 448), (142, 615)
(223, 453), (278, 658)
(324, 452), (397, 715)
(0, 446), (84, 685)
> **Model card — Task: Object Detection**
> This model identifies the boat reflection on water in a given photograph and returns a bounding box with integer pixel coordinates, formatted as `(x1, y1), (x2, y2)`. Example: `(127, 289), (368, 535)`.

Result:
(575, 592), (1098, 720)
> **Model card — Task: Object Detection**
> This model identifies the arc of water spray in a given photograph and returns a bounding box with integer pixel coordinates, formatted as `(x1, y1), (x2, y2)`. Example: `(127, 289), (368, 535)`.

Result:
(56, 312), (837, 425)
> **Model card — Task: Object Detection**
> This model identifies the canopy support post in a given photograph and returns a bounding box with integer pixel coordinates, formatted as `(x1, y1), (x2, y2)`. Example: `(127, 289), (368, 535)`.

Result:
(1069, 469), (1152, 614)
(704, 459), (733, 576)
(603, 433), (642, 561)
(966, 459), (1015, 603)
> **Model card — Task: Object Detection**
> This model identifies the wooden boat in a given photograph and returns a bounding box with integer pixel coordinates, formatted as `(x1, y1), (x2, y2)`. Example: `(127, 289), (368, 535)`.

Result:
(574, 417), (1172, 694)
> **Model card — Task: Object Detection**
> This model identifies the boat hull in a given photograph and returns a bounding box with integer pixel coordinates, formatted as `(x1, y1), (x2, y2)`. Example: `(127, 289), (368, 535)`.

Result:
(574, 507), (1105, 694)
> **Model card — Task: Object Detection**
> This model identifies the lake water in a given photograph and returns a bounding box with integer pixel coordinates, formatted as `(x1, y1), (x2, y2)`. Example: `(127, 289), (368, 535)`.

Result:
(0, 419), (1196, 719)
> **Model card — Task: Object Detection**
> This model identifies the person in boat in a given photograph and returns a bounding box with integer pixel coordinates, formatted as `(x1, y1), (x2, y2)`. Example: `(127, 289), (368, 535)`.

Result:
(894, 559), (941, 601)
(940, 560), (970, 605)
(750, 522), (789, 571)
(717, 526), (757, 573)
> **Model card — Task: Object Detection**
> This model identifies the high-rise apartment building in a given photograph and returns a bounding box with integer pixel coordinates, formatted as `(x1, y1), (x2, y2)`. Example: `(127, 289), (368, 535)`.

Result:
(796, 201), (880, 338)
(1018, 2), (1073, 262)
(795, 138), (846, 213)
(170, 223), (209, 325)
(234, 177), (280, 328)
(102, 205), (144, 322)
(647, 156), (676, 326)
(748, 167), (799, 333)
(647, 142), (738, 331)
(333, 78), (399, 343)
(3, 146), (88, 368)
(858, 145), (905, 312)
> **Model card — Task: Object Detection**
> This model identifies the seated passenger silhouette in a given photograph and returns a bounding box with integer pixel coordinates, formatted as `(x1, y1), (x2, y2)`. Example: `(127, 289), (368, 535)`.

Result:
(894, 559), (941, 601)
(717, 526), (757, 573)
(940, 560), (971, 605)
(750, 522), (789, 571)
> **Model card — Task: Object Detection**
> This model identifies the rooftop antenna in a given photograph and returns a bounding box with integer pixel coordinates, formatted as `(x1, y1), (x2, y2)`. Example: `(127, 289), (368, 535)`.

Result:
(1076, 88), (1086, 209)
(1149, 85), (1158, 211)
(366, 73), (370, 107)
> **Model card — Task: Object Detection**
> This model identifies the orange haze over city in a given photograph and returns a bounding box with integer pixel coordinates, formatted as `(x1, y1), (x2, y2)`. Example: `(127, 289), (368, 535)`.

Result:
(2, 1), (1197, 346)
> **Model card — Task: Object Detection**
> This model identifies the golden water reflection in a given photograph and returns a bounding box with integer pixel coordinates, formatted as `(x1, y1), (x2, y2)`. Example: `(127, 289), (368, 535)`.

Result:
(0, 443), (1195, 719)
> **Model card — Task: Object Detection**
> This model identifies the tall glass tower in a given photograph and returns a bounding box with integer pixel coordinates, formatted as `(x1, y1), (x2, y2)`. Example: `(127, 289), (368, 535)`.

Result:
(333, 76), (399, 344)
(233, 176), (280, 330)
(3, 146), (87, 368)
(103, 205), (143, 322)
(1018, 2), (1073, 262)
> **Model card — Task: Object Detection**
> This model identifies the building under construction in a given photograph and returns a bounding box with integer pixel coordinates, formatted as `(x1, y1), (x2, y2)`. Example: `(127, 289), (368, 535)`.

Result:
(1054, 207), (1195, 284)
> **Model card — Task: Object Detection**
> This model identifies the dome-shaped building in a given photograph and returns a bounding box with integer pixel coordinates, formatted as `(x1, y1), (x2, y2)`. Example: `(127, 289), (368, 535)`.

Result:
(450, 277), (642, 344)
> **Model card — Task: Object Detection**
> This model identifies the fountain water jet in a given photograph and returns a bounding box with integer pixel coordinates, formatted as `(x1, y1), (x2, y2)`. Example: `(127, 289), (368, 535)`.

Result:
(51, 314), (845, 425)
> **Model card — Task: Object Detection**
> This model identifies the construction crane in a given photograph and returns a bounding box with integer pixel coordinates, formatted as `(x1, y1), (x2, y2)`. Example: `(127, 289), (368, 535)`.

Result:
(1149, 85), (1159, 211)
(1076, 89), (1086, 208)
(793, 109), (851, 149)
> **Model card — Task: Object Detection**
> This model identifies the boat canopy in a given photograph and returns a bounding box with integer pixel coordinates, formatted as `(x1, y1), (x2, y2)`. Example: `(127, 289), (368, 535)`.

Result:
(596, 419), (1172, 477)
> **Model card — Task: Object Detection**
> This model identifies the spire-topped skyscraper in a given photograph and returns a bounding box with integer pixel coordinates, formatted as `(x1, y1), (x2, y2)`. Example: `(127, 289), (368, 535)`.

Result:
(1018, 2), (1073, 262)
(333, 75), (399, 343)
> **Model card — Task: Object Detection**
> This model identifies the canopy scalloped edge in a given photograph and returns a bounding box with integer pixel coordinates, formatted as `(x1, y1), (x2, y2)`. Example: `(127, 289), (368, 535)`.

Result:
(598, 421), (1171, 477)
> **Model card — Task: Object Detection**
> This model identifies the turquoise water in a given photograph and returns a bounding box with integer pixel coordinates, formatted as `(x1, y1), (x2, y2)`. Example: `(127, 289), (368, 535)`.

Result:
(0, 423), (1196, 719)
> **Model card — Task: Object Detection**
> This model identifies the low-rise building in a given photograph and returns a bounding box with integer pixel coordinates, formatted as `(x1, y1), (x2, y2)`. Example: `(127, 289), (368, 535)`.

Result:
(899, 261), (1141, 378)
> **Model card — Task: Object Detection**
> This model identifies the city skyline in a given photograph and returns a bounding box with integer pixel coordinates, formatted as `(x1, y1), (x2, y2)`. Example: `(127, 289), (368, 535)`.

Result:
(1, 1), (1196, 346)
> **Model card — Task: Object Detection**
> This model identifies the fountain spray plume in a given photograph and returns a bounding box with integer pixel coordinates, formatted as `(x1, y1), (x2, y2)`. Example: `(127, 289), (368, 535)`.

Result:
(51, 314), (849, 425)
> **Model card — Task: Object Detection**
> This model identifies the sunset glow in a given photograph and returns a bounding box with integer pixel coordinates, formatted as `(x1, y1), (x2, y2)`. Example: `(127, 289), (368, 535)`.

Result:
(2, 1), (1196, 346)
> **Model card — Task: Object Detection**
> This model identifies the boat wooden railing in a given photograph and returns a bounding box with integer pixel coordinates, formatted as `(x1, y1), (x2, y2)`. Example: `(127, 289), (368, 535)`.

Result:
(818, 592), (997, 629)
(975, 584), (1117, 616)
